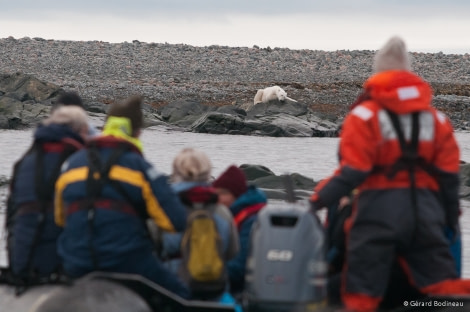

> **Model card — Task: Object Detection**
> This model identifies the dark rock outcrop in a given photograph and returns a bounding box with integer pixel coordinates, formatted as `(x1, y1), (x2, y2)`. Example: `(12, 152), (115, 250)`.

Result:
(216, 105), (246, 117)
(239, 164), (316, 200)
(0, 73), (62, 129)
(0, 72), (61, 102)
(190, 99), (339, 137)
(460, 163), (470, 199)
(246, 100), (308, 118)
(160, 99), (213, 127)
(0, 73), (169, 130)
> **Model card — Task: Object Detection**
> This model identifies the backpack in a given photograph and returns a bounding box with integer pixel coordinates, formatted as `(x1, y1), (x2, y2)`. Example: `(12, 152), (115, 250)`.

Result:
(180, 205), (226, 298)
(3, 140), (80, 294)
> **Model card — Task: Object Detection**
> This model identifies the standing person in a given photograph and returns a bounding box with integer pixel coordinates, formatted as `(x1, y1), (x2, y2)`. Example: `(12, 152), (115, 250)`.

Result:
(5, 106), (89, 290)
(310, 36), (470, 312)
(162, 148), (239, 301)
(54, 95), (190, 298)
(212, 165), (267, 294)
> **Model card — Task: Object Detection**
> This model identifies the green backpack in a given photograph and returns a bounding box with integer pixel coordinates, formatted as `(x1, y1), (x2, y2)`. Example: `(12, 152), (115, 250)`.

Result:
(180, 206), (226, 298)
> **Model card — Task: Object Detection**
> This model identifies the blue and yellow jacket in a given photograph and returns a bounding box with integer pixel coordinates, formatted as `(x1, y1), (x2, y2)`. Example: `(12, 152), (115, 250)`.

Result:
(54, 119), (187, 270)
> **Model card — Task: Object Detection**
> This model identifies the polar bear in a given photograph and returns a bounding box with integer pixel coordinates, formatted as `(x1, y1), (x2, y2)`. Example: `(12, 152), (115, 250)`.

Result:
(253, 86), (297, 105)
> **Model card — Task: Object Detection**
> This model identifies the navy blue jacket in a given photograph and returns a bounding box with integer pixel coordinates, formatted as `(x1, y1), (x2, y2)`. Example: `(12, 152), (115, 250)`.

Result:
(7, 123), (84, 277)
(227, 186), (267, 293)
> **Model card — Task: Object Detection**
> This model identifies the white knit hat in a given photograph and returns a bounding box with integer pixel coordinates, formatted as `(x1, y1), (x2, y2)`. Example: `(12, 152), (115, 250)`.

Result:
(373, 36), (411, 73)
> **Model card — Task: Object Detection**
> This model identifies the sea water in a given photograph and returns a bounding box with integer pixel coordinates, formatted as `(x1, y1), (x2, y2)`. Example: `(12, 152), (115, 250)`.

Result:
(0, 127), (469, 276)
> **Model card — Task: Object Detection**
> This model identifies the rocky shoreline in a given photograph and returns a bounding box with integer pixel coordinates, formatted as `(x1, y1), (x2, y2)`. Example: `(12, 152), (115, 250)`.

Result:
(1, 36), (470, 130)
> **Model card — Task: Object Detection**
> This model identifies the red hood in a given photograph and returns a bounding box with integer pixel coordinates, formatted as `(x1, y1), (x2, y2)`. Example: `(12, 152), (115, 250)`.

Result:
(364, 70), (433, 114)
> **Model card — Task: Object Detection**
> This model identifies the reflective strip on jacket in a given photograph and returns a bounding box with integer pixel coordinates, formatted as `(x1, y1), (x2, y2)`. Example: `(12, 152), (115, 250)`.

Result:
(54, 136), (187, 268)
(311, 70), (460, 218)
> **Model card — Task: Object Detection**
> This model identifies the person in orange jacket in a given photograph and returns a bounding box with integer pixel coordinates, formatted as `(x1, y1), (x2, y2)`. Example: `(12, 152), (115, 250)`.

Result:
(310, 36), (470, 312)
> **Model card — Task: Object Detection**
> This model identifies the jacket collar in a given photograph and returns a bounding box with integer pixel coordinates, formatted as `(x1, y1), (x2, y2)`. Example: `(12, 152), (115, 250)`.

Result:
(87, 136), (142, 155)
(34, 123), (85, 145)
(230, 185), (267, 216)
(102, 116), (143, 152)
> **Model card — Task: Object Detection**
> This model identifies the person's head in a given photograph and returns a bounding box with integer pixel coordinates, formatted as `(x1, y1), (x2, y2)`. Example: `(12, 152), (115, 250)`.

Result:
(172, 148), (212, 183)
(106, 95), (143, 137)
(51, 91), (85, 112)
(373, 36), (411, 73)
(43, 106), (89, 140)
(212, 165), (248, 208)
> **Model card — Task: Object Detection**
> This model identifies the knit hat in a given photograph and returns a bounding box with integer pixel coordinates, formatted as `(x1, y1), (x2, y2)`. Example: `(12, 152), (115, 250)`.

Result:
(55, 91), (84, 108)
(373, 36), (411, 73)
(212, 165), (248, 198)
(107, 95), (143, 134)
(172, 148), (212, 183)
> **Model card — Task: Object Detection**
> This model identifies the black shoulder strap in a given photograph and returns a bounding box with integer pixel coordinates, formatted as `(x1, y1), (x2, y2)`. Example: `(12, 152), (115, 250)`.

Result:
(387, 111), (420, 156)
(86, 143), (131, 198)
(16, 142), (78, 295)
(85, 143), (137, 270)
(385, 111), (421, 176)
(387, 110), (421, 242)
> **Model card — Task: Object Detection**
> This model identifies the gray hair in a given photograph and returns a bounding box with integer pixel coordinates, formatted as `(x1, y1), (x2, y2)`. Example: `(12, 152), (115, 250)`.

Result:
(43, 105), (89, 133)
(172, 148), (212, 183)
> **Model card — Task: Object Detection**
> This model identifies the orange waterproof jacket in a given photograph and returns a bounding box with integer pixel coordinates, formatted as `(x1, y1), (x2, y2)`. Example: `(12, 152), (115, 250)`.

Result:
(311, 70), (460, 223)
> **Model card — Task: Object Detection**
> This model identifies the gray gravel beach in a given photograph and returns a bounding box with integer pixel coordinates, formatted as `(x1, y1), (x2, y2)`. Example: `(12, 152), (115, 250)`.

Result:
(1, 36), (469, 127)
(3, 37), (468, 183)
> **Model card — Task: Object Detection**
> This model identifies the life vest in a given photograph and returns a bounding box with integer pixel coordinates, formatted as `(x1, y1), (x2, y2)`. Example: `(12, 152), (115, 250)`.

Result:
(371, 110), (436, 183)
(233, 203), (265, 230)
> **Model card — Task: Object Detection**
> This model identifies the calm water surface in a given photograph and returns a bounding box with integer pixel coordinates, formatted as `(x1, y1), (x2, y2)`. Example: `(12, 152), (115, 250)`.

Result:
(1, 127), (470, 276)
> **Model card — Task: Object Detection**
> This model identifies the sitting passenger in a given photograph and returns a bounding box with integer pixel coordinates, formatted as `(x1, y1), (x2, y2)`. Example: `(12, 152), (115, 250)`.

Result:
(54, 96), (190, 299)
(161, 148), (239, 300)
(6, 106), (89, 288)
(212, 165), (267, 295)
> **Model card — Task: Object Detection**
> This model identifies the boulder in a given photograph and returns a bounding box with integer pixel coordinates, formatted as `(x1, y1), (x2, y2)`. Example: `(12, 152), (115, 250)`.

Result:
(156, 95), (339, 137)
(0, 72), (61, 103)
(239, 164), (316, 200)
(216, 105), (247, 117)
(85, 101), (107, 114)
(0, 175), (9, 187)
(160, 99), (212, 126)
(240, 164), (275, 180)
(0, 73), (63, 129)
(191, 111), (338, 137)
(0, 95), (50, 129)
(460, 163), (470, 199)
(246, 99), (308, 118)
(191, 112), (250, 135)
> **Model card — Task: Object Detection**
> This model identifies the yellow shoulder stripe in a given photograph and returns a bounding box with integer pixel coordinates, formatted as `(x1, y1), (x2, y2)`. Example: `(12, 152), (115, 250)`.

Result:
(54, 167), (89, 227)
(54, 165), (176, 233)
(109, 166), (176, 232)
